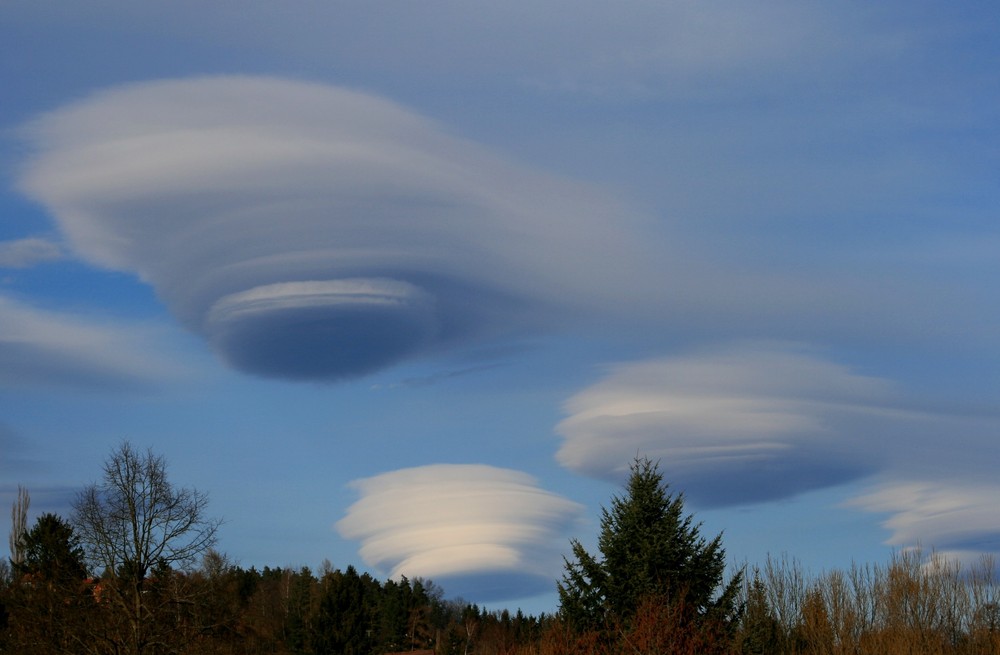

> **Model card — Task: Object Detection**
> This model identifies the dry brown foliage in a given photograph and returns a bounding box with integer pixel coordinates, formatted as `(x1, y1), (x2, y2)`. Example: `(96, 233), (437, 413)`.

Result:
(736, 548), (1000, 655)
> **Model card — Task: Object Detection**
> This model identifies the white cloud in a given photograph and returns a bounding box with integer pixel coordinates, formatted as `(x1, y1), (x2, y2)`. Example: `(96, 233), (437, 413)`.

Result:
(0, 294), (185, 390)
(336, 464), (584, 601)
(0, 237), (63, 268)
(18, 76), (660, 381)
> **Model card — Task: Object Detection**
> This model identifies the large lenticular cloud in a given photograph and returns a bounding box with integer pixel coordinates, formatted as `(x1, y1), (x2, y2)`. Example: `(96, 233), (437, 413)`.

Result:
(336, 464), (584, 601)
(17, 76), (653, 380)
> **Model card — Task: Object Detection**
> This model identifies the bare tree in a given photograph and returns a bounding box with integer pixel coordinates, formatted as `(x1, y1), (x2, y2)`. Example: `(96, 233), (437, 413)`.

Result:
(8, 485), (29, 568)
(72, 441), (221, 655)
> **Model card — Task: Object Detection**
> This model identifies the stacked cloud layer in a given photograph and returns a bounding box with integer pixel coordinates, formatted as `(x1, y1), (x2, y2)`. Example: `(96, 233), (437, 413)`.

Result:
(17, 76), (655, 381)
(557, 343), (1000, 507)
(336, 464), (583, 601)
(556, 342), (1000, 566)
(556, 343), (891, 506)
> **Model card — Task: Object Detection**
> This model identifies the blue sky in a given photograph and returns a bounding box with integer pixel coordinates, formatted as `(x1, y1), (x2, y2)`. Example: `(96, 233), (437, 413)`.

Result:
(2, 1), (1000, 613)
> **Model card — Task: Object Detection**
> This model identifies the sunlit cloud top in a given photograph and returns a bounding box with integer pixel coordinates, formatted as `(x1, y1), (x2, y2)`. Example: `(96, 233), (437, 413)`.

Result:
(337, 464), (584, 601)
(17, 76), (658, 382)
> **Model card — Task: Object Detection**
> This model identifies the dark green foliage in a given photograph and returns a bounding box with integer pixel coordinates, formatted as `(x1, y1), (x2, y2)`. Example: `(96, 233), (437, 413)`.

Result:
(3, 513), (94, 654)
(15, 512), (88, 583)
(286, 566), (315, 652)
(376, 576), (426, 652)
(313, 565), (377, 655)
(559, 457), (742, 631)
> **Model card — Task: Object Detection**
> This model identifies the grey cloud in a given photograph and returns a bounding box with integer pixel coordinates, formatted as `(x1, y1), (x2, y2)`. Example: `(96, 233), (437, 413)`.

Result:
(0, 484), (78, 525)
(0, 237), (63, 268)
(337, 464), (584, 602)
(0, 427), (79, 524)
(0, 294), (185, 391)
(18, 76), (657, 381)
(371, 363), (505, 391)
(0, 424), (36, 475)
(6, 2), (844, 97)
(204, 279), (439, 380)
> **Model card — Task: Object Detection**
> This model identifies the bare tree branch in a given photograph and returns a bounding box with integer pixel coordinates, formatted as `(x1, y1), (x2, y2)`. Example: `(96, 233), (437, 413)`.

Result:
(71, 441), (221, 655)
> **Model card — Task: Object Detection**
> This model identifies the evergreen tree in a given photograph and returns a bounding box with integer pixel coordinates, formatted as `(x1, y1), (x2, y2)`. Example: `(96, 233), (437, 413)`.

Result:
(6, 514), (93, 653)
(313, 565), (377, 655)
(558, 457), (742, 631)
(379, 577), (411, 652)
(738, 572), (784, 654)
(285, 566), (315, 652)
(16, 513), (88, 583)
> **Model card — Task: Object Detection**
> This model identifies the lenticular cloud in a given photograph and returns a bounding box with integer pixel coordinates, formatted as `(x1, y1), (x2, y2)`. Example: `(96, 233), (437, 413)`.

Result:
(336, 464), (584, 601)
(555, 343), (893, 506)
(18, 76), (650, 380)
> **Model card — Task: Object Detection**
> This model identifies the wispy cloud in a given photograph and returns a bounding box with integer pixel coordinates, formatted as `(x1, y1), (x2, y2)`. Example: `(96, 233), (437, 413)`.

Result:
(0, 237), (63, 269)
(0, 423), (38, 475)
(337, 464), (584, 601)
(18, 76), (660, 382)
(370, 363), (505, 390)
(849, 482), (1000, 567)
(0, 294), (187, 390)
(0, 425), (87, 523)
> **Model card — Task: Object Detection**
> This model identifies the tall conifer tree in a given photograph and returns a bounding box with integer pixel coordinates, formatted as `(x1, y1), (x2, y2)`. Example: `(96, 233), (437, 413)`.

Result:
(558, 457), (741, 630)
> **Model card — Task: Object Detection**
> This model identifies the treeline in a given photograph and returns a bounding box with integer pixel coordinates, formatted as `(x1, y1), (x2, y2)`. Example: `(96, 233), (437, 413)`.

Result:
(0, 542), (547, 654)
(3, 447), (1000, 654)
(4, 544), (1000, 654)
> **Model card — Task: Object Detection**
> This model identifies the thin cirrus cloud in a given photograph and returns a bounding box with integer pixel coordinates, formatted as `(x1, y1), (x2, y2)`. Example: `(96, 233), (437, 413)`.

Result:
(16, 76), (659, 382)
(0, 293), (184, 391)
(336, 464), (584, 601)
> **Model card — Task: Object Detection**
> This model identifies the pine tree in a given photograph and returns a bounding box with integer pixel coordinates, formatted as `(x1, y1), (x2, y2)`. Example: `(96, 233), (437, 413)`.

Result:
(16, 513), (88, 582)
(6, 514), (93, 653)
(313, 565), (377, 655)
(558, 457), (742, 631)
